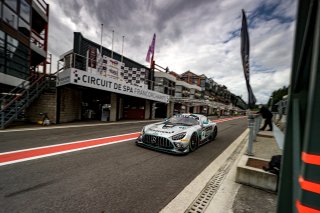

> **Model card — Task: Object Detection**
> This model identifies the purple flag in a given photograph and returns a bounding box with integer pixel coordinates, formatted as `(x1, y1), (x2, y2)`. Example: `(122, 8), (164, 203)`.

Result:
(146, 45), (151, 62)
(146, 33), (156, 62)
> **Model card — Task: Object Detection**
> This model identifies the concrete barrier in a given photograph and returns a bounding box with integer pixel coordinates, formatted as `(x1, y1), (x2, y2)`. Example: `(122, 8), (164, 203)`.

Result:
(236, 155), (277, 192)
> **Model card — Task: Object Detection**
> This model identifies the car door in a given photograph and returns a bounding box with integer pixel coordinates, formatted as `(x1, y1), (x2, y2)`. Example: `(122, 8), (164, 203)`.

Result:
(201, 117), (213, 141)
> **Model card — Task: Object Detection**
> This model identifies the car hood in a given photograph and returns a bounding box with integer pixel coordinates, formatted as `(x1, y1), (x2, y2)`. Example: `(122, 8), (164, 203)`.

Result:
(144, 122), (193, 137)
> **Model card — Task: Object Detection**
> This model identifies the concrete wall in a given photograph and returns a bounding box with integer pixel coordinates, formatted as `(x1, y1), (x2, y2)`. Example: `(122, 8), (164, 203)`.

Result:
(26, 92), (57, 124)
(59, 87), (82, 123)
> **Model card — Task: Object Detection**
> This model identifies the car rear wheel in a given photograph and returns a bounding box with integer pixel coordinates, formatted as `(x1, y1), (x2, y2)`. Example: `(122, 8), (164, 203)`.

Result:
(189, 133), (198, 152)
(210, 127), (217, 141)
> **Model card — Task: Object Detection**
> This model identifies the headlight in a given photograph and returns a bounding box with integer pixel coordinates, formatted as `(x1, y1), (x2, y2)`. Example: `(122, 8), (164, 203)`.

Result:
(138, 128), (145, 140)
(171, 132), (187, 140)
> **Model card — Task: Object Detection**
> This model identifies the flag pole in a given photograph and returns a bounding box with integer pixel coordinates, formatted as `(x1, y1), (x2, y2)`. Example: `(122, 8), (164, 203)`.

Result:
(100, 24), (103, 55)
(121, 35), (125, 63)
(111, 30), (114, 59)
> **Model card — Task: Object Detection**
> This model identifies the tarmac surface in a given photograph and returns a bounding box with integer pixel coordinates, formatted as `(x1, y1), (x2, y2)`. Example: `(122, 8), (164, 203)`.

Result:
(0, 116), (248, 212)
(3, 117), (283, 213)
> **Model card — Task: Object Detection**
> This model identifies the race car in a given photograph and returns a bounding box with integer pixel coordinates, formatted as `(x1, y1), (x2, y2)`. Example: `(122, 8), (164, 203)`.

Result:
(136, 114), (217, 154)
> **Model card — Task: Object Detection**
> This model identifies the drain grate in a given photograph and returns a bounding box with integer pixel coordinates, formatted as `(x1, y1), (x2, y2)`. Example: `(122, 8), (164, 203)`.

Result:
(185, 137), (247, 213)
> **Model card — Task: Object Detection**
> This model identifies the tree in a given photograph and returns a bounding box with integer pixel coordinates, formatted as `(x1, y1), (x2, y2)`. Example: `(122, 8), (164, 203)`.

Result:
(267, 86), (288, 111)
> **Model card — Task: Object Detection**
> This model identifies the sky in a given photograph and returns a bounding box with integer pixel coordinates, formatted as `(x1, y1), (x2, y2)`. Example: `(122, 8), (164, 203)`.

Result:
(46, 0), (297, 104)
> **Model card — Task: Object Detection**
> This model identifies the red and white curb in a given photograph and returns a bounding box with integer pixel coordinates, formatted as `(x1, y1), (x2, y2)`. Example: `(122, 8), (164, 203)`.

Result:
(0, 116), (246, 167)
(0, 132), (139, 167)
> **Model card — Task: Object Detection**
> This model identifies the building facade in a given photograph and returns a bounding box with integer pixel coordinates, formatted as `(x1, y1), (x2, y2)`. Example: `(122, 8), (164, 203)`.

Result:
(0, 0), (49, 92)
(56, 32), (169, 123)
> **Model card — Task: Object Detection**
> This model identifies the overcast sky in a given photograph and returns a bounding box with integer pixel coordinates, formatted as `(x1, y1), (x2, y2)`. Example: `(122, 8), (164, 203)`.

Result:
(46, 0), (297, 104)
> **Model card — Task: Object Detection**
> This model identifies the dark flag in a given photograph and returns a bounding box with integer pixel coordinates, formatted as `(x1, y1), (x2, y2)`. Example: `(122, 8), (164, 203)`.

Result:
(241, 9), (256, 109)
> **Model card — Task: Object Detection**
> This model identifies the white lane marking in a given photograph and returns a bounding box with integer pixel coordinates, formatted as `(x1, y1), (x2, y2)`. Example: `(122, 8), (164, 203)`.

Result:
(0, 120), (161, 133)
(0, 138), (137, 167)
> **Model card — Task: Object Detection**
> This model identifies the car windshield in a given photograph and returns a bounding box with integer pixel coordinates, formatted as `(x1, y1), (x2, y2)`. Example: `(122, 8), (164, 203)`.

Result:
(166, 115), (199, 126)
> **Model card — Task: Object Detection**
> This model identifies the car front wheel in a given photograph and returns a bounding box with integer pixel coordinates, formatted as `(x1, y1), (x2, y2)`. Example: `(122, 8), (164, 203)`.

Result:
(189, 133), (198, 152)
(210, 127), (217, 141)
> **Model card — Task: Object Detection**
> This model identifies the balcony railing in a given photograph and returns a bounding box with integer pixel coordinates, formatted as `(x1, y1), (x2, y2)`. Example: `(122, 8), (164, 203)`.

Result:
(33, 0), (49, 16)
(30, 29), (45, 51)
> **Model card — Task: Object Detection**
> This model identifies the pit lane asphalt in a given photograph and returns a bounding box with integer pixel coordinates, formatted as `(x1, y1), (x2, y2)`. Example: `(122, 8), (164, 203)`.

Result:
(0, 117), (247, 213)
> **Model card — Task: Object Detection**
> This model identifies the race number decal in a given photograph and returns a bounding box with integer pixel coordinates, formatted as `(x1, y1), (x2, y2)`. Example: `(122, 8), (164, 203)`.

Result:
(201, 130), (206, 140)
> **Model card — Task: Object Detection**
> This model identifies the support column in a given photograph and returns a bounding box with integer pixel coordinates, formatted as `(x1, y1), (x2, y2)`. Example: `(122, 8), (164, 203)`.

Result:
(145, 100), (150, 119)
(186, 105), (190, 113)
(151, 102), (156, 119)
(208, 106), (213, 115)
(110, 93), (118, 121)
(166, 101), (174, 118)
(118, 97), (123, 120)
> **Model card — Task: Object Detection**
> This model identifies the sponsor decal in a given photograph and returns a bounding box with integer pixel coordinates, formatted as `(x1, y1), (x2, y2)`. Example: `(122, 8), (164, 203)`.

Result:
(56, 70), (71, 86)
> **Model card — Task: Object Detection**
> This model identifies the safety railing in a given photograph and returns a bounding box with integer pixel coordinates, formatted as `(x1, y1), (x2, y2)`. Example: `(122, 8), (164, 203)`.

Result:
(246, 114), (262, 155)
(0, 74), (50, 129)
(31, 30), (45, 50)
(33, 0), (49, 16)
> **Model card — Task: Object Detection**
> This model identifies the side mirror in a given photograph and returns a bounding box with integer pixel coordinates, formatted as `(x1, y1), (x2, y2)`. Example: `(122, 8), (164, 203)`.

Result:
(203, 120), (209, 125)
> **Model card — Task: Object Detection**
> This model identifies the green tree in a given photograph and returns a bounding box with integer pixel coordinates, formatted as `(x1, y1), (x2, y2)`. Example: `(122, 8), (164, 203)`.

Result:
(268, 86), (288, 111)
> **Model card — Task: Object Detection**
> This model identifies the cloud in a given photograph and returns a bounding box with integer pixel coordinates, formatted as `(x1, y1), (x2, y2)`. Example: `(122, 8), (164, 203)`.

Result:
(46, 0), (297, 104)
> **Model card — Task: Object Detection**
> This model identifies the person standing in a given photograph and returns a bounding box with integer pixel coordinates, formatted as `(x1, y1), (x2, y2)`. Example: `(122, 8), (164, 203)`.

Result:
(259, 105), (273, 131)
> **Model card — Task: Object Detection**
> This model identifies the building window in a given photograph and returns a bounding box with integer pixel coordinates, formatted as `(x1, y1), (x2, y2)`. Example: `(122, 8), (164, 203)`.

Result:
(20, 0), (30, 23)
(2, 34), (29, 79)
(176, 85), (182, 92)
(154, 86), (164, 93)
(0, 31), (4, 73)
(3, 5), (18, 29)
(18, 18), (30, 37)
(4, 0), (17, 11)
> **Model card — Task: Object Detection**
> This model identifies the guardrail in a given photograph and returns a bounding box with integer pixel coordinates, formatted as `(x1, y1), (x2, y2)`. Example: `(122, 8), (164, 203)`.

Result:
(31, 30), (45, 50)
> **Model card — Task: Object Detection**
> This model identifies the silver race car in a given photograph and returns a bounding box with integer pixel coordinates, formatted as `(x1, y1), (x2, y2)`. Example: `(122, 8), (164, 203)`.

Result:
(136, 114), (217, 154)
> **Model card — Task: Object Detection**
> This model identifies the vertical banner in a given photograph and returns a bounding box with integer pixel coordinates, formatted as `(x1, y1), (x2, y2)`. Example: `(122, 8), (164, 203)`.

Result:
(146, 33), (156, 63)
(241, 9), (256, 109)
(88, 47), (97, 68)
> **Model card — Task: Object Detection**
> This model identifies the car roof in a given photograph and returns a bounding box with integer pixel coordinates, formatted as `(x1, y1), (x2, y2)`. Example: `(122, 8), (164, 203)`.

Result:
(179, 113), (206, 118)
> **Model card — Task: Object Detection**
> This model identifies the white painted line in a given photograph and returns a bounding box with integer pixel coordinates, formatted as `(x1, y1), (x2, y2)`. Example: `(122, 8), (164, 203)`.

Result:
(0, 137), (136, 167)
(0, 119), (161, 133)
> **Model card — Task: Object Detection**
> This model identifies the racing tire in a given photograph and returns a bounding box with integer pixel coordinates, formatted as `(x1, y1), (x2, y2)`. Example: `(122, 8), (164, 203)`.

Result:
(189, 133), (198, 152)
(210, 127), (218, 141)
